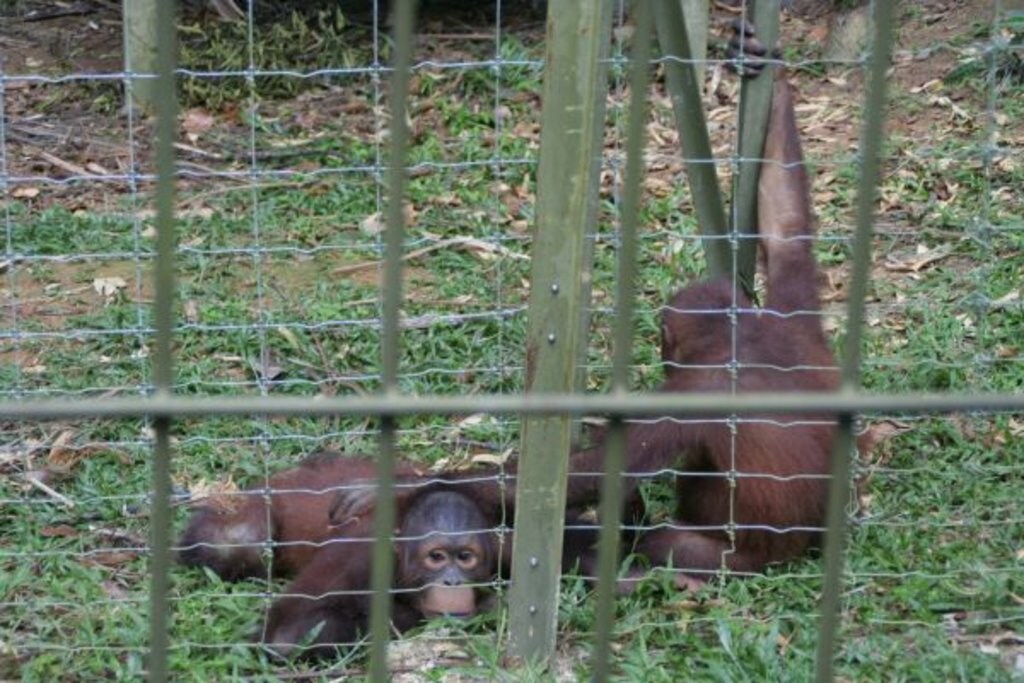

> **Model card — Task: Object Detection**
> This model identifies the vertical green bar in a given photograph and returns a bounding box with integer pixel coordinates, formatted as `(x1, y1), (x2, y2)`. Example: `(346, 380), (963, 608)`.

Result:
(652, 1), (730, 278)
(122, 0), (158, 112)
(731, 0), (780, 298)
(569, 4), (616, 445)
(680, 0), (711, 85)
(591, 5), (653, 680)
(147, 0), (178, 680)
(814, 3), (895, 681)
(508, 0), (614, 665)
(368, 2), (416, 680)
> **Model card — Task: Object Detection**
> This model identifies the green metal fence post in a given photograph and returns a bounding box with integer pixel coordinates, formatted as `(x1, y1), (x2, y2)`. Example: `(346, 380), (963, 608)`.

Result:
(653, 1), (730, 279)
(731, 0), (781, 298)
(814, 2), (895, 681)
(367, 1), (417, 680)
(569, 1), (618, 444)
(591, 3), (653, 681)
(147, 0), (179, 680)
(123, 0), (159, 112)
(507, 0), (614, 666)
(680, 0), (711, 85)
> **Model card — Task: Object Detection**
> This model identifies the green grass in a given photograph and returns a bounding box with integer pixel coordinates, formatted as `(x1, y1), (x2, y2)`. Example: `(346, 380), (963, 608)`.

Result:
(3, 2), (1024, 681)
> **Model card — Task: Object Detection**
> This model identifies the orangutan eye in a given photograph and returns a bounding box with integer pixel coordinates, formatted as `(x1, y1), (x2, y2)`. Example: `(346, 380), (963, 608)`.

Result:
(456, 549), (477, 568)
(427, 550), (447, 566)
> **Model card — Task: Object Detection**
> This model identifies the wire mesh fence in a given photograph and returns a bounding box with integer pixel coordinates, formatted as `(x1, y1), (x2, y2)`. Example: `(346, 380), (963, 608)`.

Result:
(2, 0), (1023, 680)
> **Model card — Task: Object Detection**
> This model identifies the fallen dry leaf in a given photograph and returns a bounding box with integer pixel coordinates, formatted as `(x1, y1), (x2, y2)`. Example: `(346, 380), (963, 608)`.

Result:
(40, 525), (78, 538)
(100, 580), (130, 600)
(859, 419), (912, 455)
(929, 95), (970, 121)
(402, 202), (417, 227)
(456, 413), (488, 428)
(360, 211), (384, 236)
(808, 23), (829, 43)
(181, 108), (216, 140)
(910, 78), (944, 94)
(24, 468), (54, 486)
(183, 299), (199, 324)
(386, 636), (471, 673)
(994, 345), (1018, 359)
(137, 206), (214, 222)
(91, 526), (146, 547)
(86, 551), (138, 568)
(92, 277), (127, 299)
(469, 450), (513, 467)
(333, 234), (526, 276)
(884, 245), (953, 273)
(776, 632), (792, 656)
(185, 477), (242, 513)
(821, 270), (847, 303)
(991, 290), (1020, 308)
(47, 430), (86, 474)
(12, 186), (41, 199)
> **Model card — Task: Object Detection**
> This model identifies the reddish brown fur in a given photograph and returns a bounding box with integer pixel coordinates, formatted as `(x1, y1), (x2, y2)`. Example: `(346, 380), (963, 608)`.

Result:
(558, 73), (843, 581)
(261, 484), (503, 659)
(334, 72), (868, 588)
(179, 452), (514, 660)
(262, 485), (591, 659)
(179, 452), (421, 580)
(559, 73), (871, 585)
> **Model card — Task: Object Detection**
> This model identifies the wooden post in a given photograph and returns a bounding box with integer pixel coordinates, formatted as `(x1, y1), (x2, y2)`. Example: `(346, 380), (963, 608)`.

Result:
(123, 0), (159, 112)
(568, 2), (710, 428)
(591, 3), (654, 680)
(732, 0), (781, 299)
(653, 2), (731, 278)
(507, 0), (614, 666)
(367, 1), (417, 678)
(681, 0), (711, 86)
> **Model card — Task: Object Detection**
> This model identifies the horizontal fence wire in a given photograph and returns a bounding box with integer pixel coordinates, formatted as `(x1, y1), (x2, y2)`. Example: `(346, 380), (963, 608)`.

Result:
(3, 391), (1024, 418)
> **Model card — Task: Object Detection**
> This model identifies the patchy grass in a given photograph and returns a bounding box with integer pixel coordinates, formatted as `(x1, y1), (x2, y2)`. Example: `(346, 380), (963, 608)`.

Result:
(2, 0), (1023, 680)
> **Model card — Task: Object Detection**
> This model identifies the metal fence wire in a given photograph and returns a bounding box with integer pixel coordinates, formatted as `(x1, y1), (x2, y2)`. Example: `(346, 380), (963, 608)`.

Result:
(2, 0), (1023, 681)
